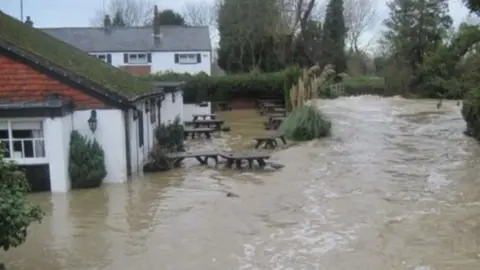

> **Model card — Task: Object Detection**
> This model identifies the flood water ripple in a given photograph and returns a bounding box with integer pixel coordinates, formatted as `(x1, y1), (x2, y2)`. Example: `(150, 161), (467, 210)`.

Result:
(2, 96), (480, 270)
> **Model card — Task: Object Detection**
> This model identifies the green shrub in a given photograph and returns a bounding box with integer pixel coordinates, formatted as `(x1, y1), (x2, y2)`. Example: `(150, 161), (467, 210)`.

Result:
(69, 131), (107, 189)
(143, 71), (389, 103)
(144, 116), (185, 172)
(0, 150), (43, 252)
(155, 116), (185, 152)
(462, 87), (480, 140)
(277, 105), (332, 141)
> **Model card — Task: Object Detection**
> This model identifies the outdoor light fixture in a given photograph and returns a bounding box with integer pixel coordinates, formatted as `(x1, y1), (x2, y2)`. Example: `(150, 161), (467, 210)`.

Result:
(156, 99), (162, 107)
(88, 109), (98, 133)
(171, 92), (176, 103)
(145, 101), (150, 113)
(133, 110), (139, 120)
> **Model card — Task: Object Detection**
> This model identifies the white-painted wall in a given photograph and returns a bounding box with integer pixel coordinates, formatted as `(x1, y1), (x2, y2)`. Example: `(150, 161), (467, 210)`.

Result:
(105, 51), (212, 75)
(72, 109), (127, 184)
(183, 102), (212, 122)
(160, 91), (184, 124)
(44, 115), (71, 192)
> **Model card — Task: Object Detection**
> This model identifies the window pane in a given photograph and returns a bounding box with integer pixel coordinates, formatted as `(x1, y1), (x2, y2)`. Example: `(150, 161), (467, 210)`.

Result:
(0, 140), (10, 158)
(23, 140), (34, 158)
(34, 140), (45, 157)
(12, 141), (23, 158)
(0, 130), (7, 139)
(12, 130), (32, 139)
(11, 121), (42, 130)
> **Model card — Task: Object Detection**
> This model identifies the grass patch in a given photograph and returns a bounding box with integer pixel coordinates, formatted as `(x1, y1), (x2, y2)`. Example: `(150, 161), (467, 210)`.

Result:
(278, 105), (331, 141)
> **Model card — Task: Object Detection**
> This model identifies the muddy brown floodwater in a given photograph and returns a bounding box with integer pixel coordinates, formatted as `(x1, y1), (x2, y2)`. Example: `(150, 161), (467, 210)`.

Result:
(2, 96), (480, 270)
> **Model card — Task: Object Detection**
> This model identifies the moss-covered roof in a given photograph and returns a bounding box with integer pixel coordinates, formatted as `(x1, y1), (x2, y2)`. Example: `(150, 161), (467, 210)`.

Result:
(0, 11), (153, 100)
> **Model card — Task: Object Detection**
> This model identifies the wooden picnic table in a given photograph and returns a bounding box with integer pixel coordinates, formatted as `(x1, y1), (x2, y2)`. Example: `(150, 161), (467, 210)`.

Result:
(184, 127), (215, 139)
(185, 119), (225, 130)
(257, 99), (282, 108)
(192, 114), (216, 121)
(219, 151), (271, 169)
(166, 151), (219, 167)
(254, 133), (287, 149)
(260, 103), (285, 115)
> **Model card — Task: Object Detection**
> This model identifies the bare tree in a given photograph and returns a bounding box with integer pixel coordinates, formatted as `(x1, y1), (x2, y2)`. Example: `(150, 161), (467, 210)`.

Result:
(343, 0), (377, 53)
(182, 1), (217, 26)
(90, 0), (154, 26)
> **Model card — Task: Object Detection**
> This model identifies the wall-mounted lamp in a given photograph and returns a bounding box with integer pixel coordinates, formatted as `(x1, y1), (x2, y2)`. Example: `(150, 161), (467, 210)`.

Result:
(156, 99), (162, 107)
(171, 92), (176, 103)
(88, 109), (98, 133)
(133, 110), (139, 120)
(145, 100), (150, 113)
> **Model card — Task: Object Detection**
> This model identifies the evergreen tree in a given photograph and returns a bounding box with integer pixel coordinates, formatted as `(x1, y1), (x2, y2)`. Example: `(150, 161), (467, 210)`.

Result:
(383, 0), (452, 94)
(112, 11), (126, 27)
(157, 10), (185, 26)
(321, 0), (347, 72)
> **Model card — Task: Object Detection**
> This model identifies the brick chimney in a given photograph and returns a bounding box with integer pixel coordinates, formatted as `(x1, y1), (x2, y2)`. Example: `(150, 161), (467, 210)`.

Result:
(103, 14), (112, 34)
(24, 16), (33, 27)
(152, 5), (161, 45)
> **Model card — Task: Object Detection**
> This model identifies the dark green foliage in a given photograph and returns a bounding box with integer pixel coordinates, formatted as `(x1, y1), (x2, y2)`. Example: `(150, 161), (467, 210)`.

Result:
(157, 10), (185, 26)
(142, 70), (387, 103)
(155, 116), (185, 152)
(322, 0), (347, 72)
(145, 117), (185, 172)
(463, 0), (480, 14)
(112, 11), (126, 27)
(0, 150), (44, 251)
(382, 0), (452, 97)
(0, 11), (152, 98)
(462, 88), (480, 139)
(278, 105), (331, 141)
(69, 131), (107, 189)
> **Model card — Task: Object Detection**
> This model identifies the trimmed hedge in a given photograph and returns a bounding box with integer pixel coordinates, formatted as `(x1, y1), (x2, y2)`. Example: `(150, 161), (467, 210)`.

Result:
(142, 71), (387, 104)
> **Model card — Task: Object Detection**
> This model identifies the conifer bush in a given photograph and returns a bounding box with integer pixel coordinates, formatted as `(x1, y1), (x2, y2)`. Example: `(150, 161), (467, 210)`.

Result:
(68, 130), (107, 189)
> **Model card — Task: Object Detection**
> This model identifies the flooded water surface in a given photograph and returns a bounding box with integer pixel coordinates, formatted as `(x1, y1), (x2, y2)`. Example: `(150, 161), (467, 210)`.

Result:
(2, 96), (480, 269)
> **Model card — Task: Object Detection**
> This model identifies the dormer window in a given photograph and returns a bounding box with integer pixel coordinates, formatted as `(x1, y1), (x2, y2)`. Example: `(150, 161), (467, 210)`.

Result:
(90, 53), (112, 64)
(124, 53), (152, 64)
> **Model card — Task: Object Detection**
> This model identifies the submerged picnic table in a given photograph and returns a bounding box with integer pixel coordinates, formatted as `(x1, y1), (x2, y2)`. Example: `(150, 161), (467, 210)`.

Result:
(166, 151), (219, 167)
(219, 151), (271, 169)
(184, 127), (214, 139)
(254, 132), (287, 149)
(184, 119), (225, 130)
(192, 114), (216, 121)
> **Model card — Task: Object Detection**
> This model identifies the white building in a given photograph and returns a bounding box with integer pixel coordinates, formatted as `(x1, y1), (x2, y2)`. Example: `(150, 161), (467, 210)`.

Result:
(40, 6), (212, 76)
(0, 10), (210, 193)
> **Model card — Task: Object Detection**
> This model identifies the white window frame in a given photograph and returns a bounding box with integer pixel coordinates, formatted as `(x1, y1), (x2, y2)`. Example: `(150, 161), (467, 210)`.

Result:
(127, 53), (148, 64)
(0, 119), (47, 165)
(90, 53), (109, 63)
(177, 53), (198, 64)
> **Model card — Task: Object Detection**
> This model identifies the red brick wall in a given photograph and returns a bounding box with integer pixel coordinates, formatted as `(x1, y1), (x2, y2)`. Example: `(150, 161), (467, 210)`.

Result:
(0, 55), (105, 109)
(120, 65), (151, 76)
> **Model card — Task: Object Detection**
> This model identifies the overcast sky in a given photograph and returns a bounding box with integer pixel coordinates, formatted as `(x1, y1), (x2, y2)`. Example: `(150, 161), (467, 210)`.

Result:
(0, 0), (472, 49)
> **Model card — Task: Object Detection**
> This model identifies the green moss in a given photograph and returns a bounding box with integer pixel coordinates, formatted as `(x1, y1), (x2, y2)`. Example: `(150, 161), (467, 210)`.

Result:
(0, 11), (152, 99)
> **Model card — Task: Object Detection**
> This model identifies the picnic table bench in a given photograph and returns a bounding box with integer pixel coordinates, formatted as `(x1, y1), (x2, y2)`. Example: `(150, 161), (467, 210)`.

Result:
(260, 103), (285, 115)
(184, 119), (225, 130)
(184, 127), (215, 139)
(166, 151), (219, 167)
(192, 114), (216, 121)
(254, 133), (287, 149)
(219, 151), (271, 169)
